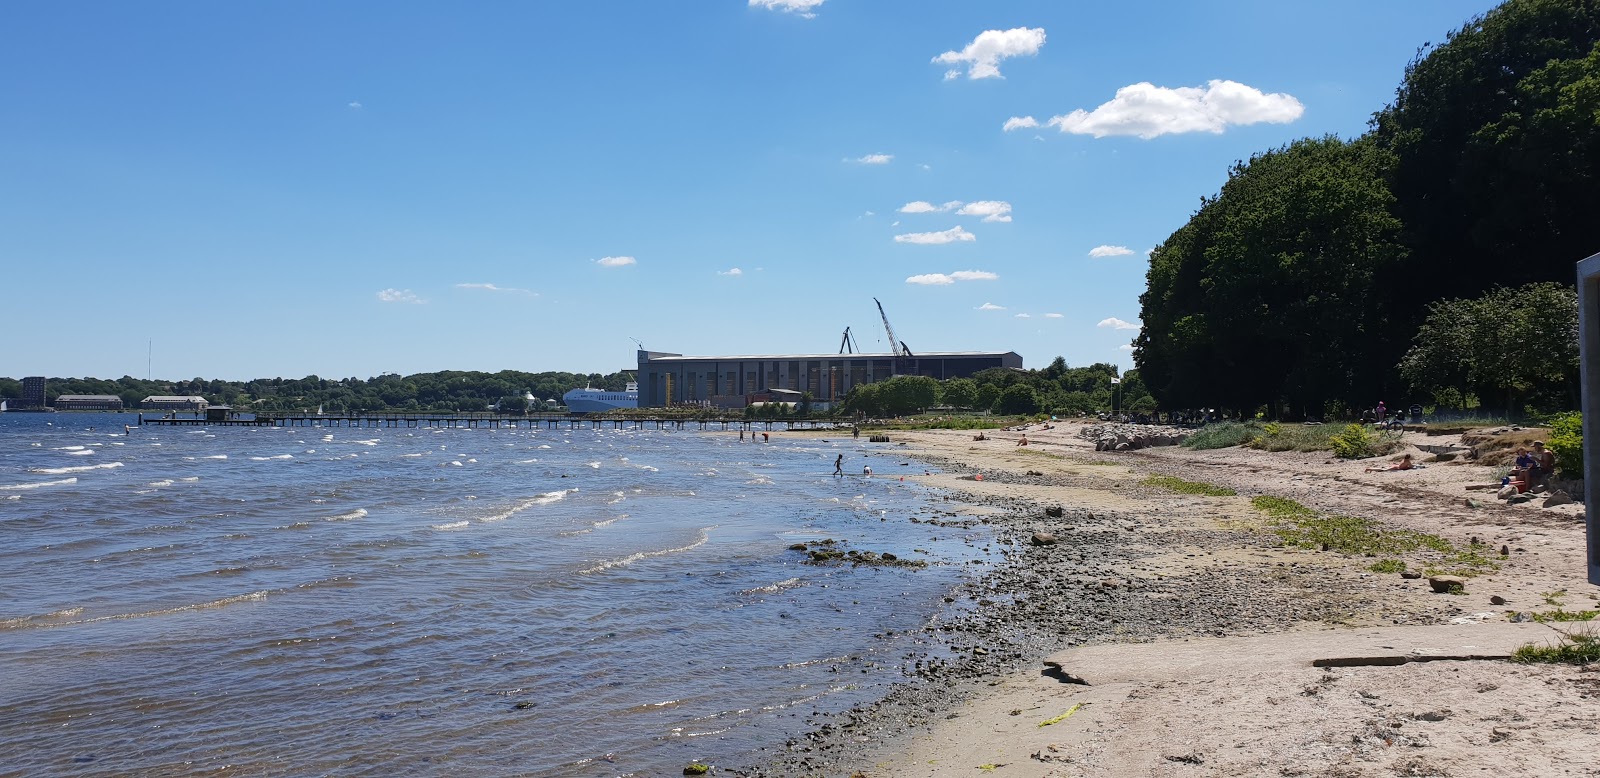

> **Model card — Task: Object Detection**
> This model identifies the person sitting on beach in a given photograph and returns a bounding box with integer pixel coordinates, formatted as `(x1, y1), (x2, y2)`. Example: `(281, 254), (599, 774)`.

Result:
(973, 432), (987, 441)
(1529, 441), (1555, 487)
(1365, 453), (1414, 473)
(1511, 447), (1535, 484)
(1016, 434), (1028, 447)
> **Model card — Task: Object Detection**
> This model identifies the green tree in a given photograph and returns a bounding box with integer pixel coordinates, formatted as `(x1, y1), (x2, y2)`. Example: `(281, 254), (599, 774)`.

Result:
(875, 375), (939, 416)
(940, 378), (979, 409)
(994, 384), (1041, 415)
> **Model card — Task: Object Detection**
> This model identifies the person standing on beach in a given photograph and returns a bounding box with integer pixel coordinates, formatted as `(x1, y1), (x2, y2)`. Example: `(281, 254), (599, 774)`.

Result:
(834, 454), (843, 476)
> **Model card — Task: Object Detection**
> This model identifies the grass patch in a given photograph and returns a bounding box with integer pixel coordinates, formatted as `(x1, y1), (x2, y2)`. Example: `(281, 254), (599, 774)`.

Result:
(1181, 422), (1261, 450)
(1532, 609), (1600, 623)
(1249, 495), (1502, 578)
(1014, 448), (1065, 460)
(1143, 475), (1236, 496)
(1248, 423), (1340, 452)
(1512, 629), (1600, 665)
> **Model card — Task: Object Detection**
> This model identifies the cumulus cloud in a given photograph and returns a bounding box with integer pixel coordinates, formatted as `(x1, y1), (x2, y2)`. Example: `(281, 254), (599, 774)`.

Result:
(1119, 343), (1136, 352)
(1003, 115), (1039, 132)
(1014, 313), (1032, 319)
(1044, 312), (1064, 318)
(594, 256), (637, 268)
(894, 226), (976, 245)
(749, 0), (823, 18)
(1088, 245), (1135, 258)
(847, 153), (894, 165)
(1037, 80), (1303, 139)
(898, 200), (1013, 223)
(976, 302), (1006, 311)
(456, 283), (534, 295)
(933, 27), (1046, 80)
(348, 101), (363, 109)
(376, 288), (424, 304)
(905, 269), (999, 285)
(1097, 317), (1141, 331)
(718, 267), (743, 276)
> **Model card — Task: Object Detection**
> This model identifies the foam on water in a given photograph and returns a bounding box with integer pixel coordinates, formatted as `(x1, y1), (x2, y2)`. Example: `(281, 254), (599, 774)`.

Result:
(1, 591), (271, 631)
(66, 449), (95, 456)
(578, 527), (712, 574)
(431, 520), (470, 531)
(249, 455), (294, 461)
(148, 480), (175, 487)
(325, 508), (368, 522)
(53, 445), (86, 451)
(28, 462), (121, 475)
(479, 490), (573, 522)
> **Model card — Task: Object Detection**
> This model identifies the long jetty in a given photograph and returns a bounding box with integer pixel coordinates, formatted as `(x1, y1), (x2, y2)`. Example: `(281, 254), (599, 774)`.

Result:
(138, 412), (845, 432)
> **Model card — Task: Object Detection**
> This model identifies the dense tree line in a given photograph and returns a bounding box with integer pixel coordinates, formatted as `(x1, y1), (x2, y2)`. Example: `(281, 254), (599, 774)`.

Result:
(837, 358), (1154, 417)
(1136, 0), (1600, 418)
(0, 370), (634, 413)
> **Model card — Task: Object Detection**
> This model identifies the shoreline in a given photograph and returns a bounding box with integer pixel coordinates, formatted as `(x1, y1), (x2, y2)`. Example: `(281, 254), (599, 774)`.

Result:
(737, 423), (1600, 776)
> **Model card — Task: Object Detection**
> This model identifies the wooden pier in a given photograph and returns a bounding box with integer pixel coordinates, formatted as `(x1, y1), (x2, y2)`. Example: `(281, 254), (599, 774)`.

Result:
(138, 412), (845, 432)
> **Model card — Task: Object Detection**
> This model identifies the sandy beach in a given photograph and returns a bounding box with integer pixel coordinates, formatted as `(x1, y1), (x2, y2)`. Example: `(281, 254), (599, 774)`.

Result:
(743, 421), (1600, 777)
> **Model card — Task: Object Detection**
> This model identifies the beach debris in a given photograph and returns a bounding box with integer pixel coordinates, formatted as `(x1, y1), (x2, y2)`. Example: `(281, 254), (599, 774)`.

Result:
(1497, 485), (1519, 500)
(1428, 575), (1467, 594)
(1038, 703), (1084, 727)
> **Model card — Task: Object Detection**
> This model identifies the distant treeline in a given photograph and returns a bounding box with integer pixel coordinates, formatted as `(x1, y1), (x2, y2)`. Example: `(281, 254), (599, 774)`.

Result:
(1135, 0), (1596, 419)
(0, 371), (634, 413)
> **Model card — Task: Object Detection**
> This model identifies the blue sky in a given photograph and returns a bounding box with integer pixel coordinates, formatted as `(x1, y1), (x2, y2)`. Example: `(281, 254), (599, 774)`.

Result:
(1, 0), (1500, 381)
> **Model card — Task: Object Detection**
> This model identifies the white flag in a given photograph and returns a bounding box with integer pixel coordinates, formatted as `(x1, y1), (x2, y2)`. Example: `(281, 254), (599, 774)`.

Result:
(1110, 378), (1121, 384)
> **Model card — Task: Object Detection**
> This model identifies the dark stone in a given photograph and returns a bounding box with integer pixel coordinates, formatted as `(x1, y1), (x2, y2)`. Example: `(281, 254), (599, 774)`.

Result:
(1428, 575), (1466, 594)
(1400, 571), (1423, 579)
(1045, 506), (1064, 518)
(1030, 532), (1058, 546)
(1490, 595), (1507, 605)
(788, 543), (808, 551)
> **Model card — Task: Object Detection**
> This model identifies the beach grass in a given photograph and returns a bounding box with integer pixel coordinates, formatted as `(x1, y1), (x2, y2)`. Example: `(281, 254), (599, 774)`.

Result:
(1512, 629), (1600, 665)
(1249, 495), (1501, 577)
(1531, 609), (1600, 623)
(1143, 475), (1236, 496)
(1181, 422), (1261, 450)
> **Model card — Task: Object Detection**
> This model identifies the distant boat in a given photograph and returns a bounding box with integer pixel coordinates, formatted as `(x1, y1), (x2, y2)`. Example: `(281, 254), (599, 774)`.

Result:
(0, 399), (7, 412)
(562, 382), (638, 414)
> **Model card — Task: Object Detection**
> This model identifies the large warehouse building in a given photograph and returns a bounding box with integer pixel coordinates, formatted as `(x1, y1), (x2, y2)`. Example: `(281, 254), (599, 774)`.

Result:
(635, 349), (1022, 409)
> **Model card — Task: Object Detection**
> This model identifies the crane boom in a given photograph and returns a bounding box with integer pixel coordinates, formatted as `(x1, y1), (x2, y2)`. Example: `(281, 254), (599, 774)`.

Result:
(838, 326), (860, 354)
(874, 298), (901, 357)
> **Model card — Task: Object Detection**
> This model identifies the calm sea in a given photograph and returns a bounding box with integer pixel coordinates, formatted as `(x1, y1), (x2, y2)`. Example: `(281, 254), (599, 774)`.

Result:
(0, 412), (991, 776)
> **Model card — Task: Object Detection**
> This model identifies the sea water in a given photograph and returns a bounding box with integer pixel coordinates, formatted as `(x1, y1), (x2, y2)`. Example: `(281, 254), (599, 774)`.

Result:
(0, 413), (992, 776)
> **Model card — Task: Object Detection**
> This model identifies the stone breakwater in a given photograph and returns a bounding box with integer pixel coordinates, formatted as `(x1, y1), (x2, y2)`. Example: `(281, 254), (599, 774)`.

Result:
(1080, 422), (1191, 451)
(734, 452), (1452, 777)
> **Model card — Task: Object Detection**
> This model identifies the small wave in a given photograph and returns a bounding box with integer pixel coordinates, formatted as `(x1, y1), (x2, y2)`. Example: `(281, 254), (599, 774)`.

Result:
(0, 607), (87, 630)
(201, 455), (227, 460)
(278, 521), (312, 530)
(53, 445), (86, 451)
(480, 490), (572, 522)
(639, 465), (659, 472)
(448, 461), (463, 467)
(250, 455), (294, 461)
(1, 478), (80, 491)
(587, 461), (601, 469)
(352, 439), (380, 446)
(431, 520), (470, 531)
(29, 462), (123, 475)
(0, 593), (267, 631)
(537, 445), (552, 449)
(742, 577), (806, 595)
(66, 449), (95, 456)
(400, 453), (425, 458)
(745, 476), (775, 486)
(180, 477), (200, 482)
(579, 528), (711, 574)
(326, 508), (368, 522)
(147, 480), (175, 487)
(515, 458), (539, 464)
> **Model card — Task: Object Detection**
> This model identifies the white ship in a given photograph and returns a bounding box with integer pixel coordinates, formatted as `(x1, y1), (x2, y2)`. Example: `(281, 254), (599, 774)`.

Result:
(563, 382), (638, 414)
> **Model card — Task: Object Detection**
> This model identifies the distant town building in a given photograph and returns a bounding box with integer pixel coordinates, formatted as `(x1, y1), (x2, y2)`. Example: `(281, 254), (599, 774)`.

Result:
(54, 394), (125, 411)
(22, 376), (46, 410)
(141, 395), (209, 412)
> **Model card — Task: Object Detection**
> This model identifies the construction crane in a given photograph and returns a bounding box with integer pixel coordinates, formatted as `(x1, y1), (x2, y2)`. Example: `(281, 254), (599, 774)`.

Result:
(838, 326), (861, 354)
(873, 297), (914, 375)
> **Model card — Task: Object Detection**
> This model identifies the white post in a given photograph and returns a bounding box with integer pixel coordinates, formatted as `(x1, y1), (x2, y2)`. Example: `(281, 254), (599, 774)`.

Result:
(1576, 251), (1600, 586)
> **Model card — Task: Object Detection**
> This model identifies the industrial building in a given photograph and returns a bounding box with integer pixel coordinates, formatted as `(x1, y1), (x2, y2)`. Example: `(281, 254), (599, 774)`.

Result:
(635, 349), (1022, 409)
(54, 394), (125, 411)
(21, 377), (46, 410)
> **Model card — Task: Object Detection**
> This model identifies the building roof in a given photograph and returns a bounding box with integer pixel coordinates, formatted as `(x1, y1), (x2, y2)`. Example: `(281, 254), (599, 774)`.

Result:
(641, 350), (1019, 362)
(142, 395), (208, 402)
(56, 394), (122, 402)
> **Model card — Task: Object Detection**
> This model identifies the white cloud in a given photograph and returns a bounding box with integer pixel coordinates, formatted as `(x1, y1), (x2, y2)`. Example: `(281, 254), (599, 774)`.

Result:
(957, 201), (1012, 223)
(1119, 344), (1136, 352)
(894, 225), (976, 245)
(899, 200), (1012, 223)
(749, 0), (823, 18)
(919, 163), (932, 171)
(456, 282), (534, 295)
(1097, 317), (1141, 331)
(933, 27), (1046, 80)
(348, 101), (363, 109)
(376, 288), (424, 304)
(1088, 245), (1135, 258)
(906, 269), (999, 285)
(1014, 313), (1032, 319)
(718, 267), (743, 276)
(847, 153), (893, 165)
(1043, 79), (1304, 139)
(1044, 312), (1064, 318)
(948, 270), (998, 281)
(1003, 116), (1038, 132)
(976, 302), (1006, 311)
(595, 256), (637, 268)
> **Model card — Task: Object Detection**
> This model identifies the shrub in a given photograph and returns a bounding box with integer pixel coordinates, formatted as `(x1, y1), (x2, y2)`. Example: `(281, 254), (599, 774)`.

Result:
(1181, 422), (1261, 450)
(1329, 423), (1375, 459)
(1547, 411), (1582, 478)
(1249, 423), (1339, 452)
